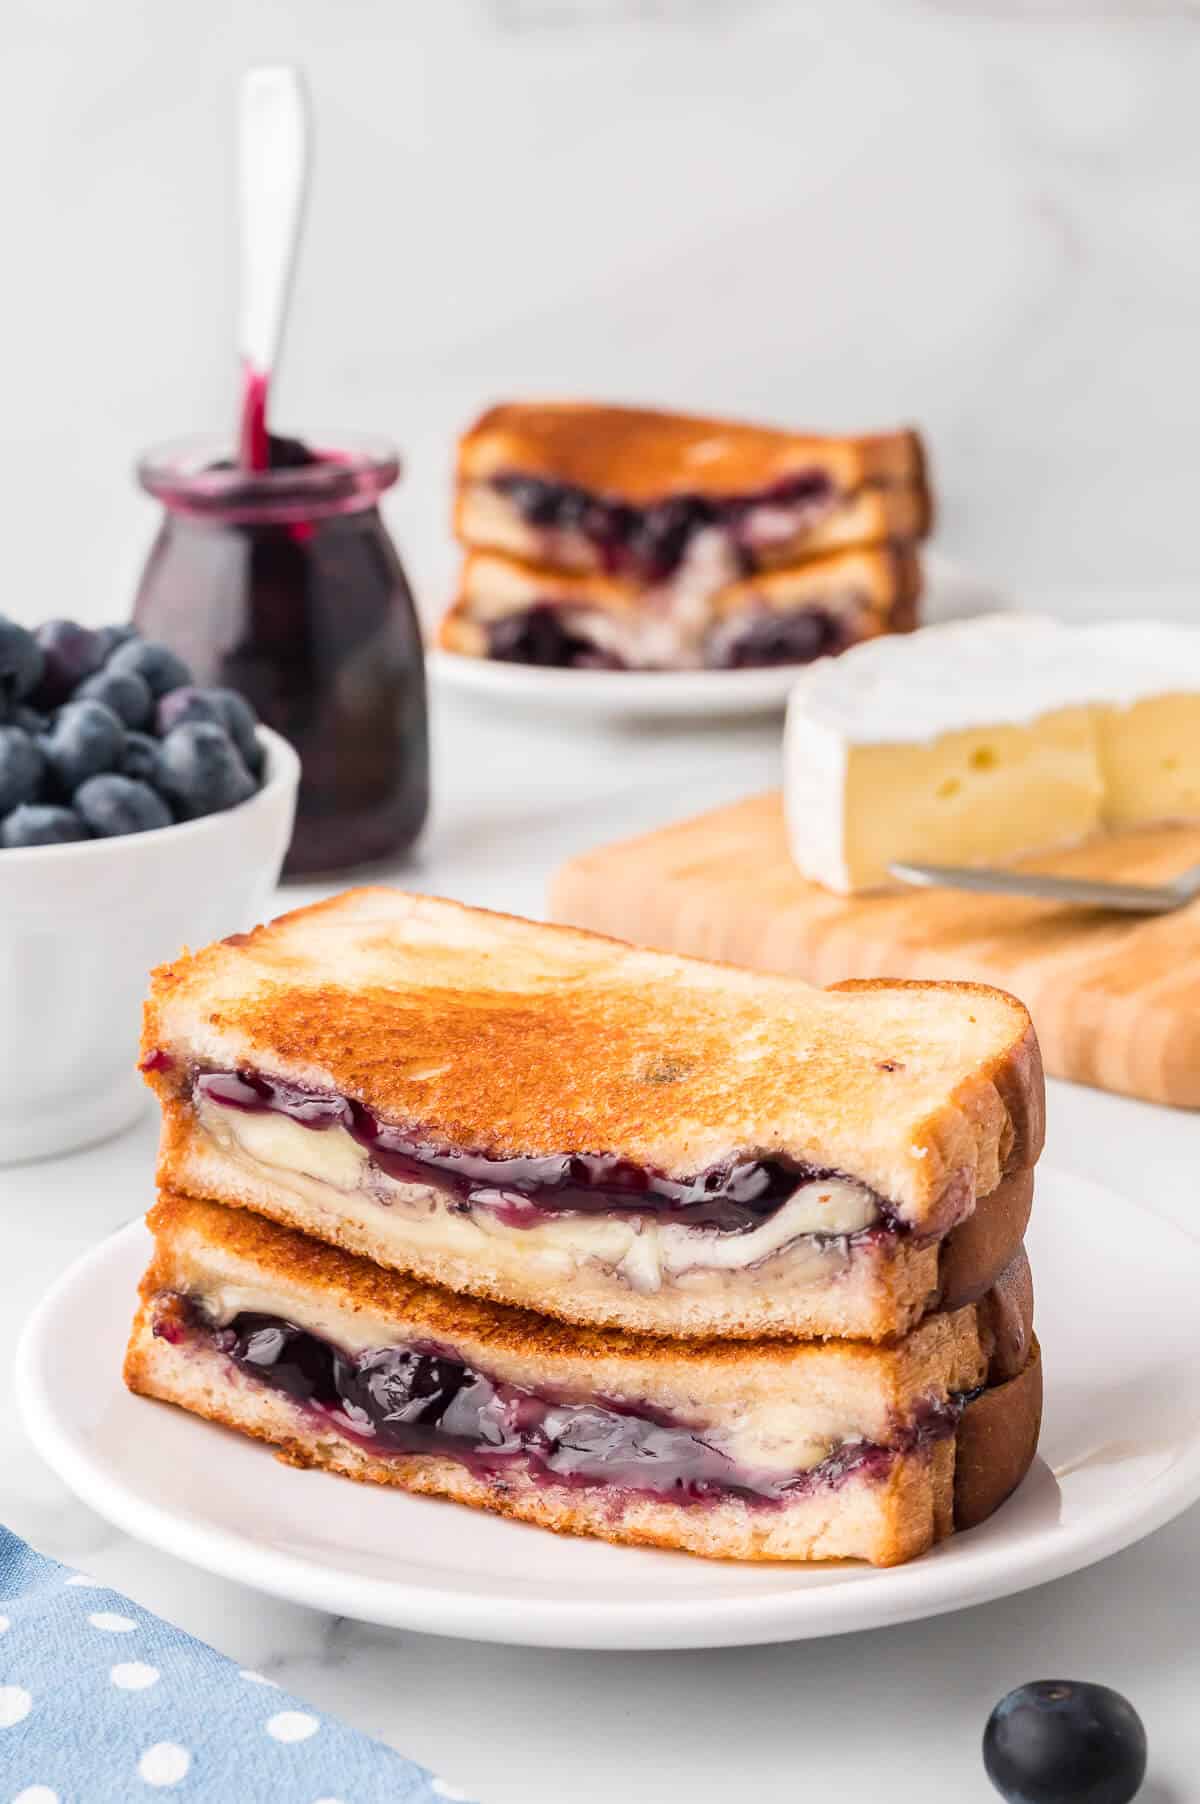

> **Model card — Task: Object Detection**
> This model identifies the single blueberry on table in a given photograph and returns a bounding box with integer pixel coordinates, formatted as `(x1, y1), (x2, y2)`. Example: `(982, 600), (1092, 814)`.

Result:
(32, 618), (104, 705)
(984, 1680), (1147, 1804)
(1, 803), (88, 847)
(76, 666), (154, 729)
(0, 616), (45, 705)
(120, 730), (165, 789)
(75, 773), (172, 837)
(41, 699), (126, 792)
(0, 725), (45, 814)
(157, 720), (257, 819)
(107, 636), (192, 699)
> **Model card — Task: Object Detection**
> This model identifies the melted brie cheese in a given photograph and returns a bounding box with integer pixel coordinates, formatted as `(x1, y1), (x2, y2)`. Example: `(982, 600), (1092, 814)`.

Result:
(196, 1098), (879, 1294)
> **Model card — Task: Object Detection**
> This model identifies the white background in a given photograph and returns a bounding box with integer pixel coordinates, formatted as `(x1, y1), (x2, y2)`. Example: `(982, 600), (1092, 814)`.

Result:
(2, 0), (1198, 629)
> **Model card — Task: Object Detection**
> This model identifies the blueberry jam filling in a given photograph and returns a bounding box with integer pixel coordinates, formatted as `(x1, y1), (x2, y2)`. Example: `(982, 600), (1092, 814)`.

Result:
(486, 607), (625, 671)
(490, 470), (838, 582)
(156, 1299), (962, 1504)
(704, 606), (848, 670)
(193, 1068), (892, 1238)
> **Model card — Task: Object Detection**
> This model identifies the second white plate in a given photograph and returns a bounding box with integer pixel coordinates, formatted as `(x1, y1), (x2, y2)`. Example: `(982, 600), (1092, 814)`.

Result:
(17, 1167), (1200, 1650)
(429, 552), (1009, 719)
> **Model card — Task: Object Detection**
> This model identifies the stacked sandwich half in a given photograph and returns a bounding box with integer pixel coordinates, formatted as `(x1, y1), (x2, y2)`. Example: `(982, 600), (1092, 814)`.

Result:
(438, 402), (932, 672)
(127, 889), (1044, 1566)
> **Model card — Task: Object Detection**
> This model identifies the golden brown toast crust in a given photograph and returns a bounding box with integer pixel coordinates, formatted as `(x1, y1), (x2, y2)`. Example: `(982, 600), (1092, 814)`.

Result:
(457, 402), (926, 502)
(142, 890), (1044, 1229)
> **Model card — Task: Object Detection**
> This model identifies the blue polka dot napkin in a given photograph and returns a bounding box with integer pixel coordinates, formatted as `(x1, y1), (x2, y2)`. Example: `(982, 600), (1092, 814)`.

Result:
(0, 1526), (477, 1804)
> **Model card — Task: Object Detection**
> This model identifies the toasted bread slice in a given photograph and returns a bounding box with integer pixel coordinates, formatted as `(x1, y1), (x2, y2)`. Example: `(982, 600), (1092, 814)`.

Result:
(437, 544), (921, 669)
(125, 1195), (1041, 1566)
(457, 403), (926, 502)
(142, 889), (1044, 1240)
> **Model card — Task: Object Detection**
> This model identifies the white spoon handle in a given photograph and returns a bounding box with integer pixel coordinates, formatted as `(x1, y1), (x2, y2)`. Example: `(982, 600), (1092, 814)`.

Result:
(238, 65), (310, 377)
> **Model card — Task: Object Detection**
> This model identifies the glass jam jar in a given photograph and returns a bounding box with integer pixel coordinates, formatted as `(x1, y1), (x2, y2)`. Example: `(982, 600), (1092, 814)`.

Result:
(133, 433), (429, 876)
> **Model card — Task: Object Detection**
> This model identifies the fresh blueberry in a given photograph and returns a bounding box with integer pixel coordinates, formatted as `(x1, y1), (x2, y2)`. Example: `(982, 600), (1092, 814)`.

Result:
(120, 730), (165, 789)
(157, 721), (257, 820)
(41, 699), (126, 793)
(0, 726), (45, 813)
(984, 1680), (1147, 1804)
(11, 705), (47, 735)
(206, 688), (263, 775)
(156, 685), (226, 737)
(75, 773), (172, 837)
(1, 803), (89, 847)
(32, 619), (104, 705)
(107, 637), (192, 699)
(157, 686), (263, 776)
(76, 666), (154, 729)
(0, 617), (45, 705)
(93, 623), (140, 660)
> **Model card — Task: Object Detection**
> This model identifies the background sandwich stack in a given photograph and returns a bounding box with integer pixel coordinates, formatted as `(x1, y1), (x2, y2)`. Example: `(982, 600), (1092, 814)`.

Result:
(127, 889), (1044, 1567)
(438, 402), (933, 672)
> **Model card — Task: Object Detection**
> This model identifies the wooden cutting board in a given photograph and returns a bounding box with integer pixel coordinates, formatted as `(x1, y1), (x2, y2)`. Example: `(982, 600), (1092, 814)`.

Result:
(548, 792), (1200, 1109)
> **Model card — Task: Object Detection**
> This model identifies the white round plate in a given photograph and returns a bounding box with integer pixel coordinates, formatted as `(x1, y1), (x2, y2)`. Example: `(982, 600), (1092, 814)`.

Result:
(429, 552), (1009, 720)
(17, 1168), (1200, 1651)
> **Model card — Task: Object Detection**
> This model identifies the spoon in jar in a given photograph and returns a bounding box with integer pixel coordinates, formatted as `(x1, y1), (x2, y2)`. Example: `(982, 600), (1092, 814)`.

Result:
(237, 65), (311, 471)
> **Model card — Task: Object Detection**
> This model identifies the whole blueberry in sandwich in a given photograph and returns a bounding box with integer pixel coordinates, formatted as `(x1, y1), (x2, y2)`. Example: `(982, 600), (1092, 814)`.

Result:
(984, 1680), (1147, 1804)
(107, 637), (192, 699)
(41, 699), (126, 794)
(75, 773), (172, 838)
(1, 803), (89, 847)
(76, 666), (154, 730)
(32, 619), (105, 706)
(158, 720), (257, 820)
(0, 725), (46, 815)
(0, 616), (45, 708)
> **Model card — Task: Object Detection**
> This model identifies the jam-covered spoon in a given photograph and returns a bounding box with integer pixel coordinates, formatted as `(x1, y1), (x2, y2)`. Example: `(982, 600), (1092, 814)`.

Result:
(237, 65), (310, 471)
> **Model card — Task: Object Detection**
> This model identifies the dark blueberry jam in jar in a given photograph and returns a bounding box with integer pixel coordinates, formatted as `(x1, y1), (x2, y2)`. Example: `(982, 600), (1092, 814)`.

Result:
(132, 433), (428, 876)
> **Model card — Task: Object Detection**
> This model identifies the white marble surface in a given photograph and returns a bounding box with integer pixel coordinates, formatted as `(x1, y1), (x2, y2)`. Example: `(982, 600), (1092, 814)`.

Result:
(3, 680), (1200, 1803)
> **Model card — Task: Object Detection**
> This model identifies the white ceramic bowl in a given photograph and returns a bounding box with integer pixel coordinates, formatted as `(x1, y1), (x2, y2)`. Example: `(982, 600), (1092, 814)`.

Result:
(0, 727), (299, 1164)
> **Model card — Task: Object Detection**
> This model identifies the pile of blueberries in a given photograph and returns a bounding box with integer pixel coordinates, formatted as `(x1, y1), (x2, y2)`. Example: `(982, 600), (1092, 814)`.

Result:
(0, 616), (264, 849)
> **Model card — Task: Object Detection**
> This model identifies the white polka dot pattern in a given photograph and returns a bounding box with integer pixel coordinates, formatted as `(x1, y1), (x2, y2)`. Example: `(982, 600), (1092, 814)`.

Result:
(1, 1522), (472, 1801)
(0, 1685), (33, 1728)
(137, 1742), (192, 1786)
(265, 1709), (320, 1743)
(111, 1662), (161, 1691)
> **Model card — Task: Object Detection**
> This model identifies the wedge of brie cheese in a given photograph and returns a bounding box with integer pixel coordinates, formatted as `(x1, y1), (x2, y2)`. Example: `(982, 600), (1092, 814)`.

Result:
(784, 615), (1200, 894)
